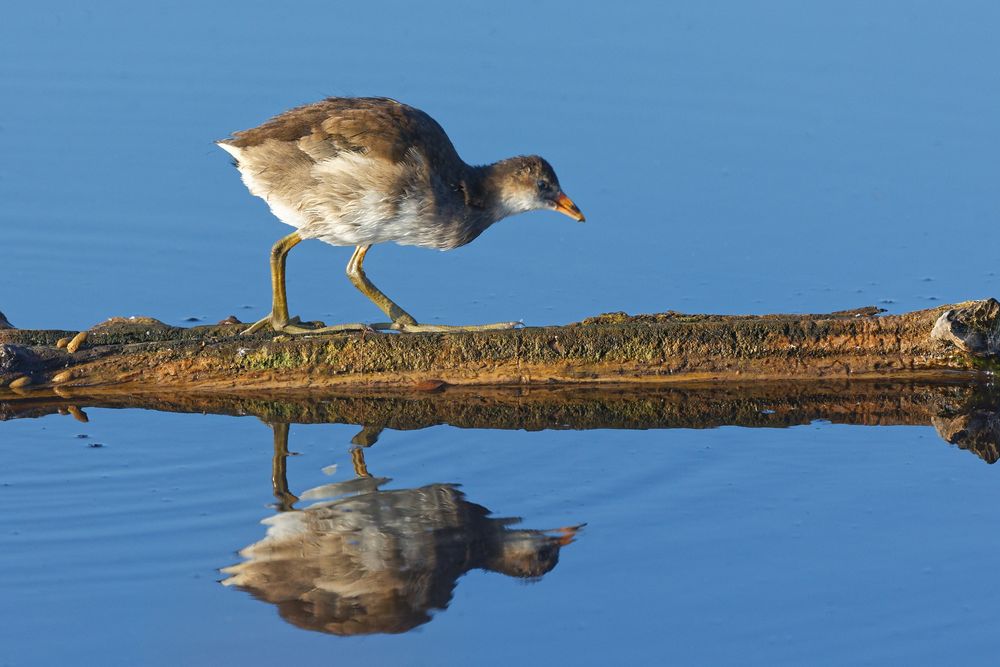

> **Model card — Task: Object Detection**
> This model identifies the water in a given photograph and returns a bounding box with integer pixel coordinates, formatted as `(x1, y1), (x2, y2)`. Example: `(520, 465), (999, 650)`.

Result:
(3, 1), (1000, 664)
(2, 385), (999, 665)
(3, 2), (999, 330)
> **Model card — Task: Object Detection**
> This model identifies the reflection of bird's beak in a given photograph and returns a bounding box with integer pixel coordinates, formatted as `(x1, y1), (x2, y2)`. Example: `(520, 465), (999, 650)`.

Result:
(554, 524), (585, 546)
(554, 192), (585, 222)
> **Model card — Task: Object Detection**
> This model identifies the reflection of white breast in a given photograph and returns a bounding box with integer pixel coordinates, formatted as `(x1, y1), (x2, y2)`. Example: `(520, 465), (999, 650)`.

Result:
(222, 482), (467, 600)
(232, 482), (465, 564)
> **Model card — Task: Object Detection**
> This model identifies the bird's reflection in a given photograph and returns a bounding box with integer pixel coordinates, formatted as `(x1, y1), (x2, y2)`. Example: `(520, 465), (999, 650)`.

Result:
(221, 423), (581, 636)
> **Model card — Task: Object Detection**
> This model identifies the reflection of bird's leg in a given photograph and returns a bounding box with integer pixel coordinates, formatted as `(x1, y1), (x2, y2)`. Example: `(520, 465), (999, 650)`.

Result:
(351, 447), (372, 478)
(244, 232), (370, 336)
(270, 422), (299, 511)
(350, 424), (383, 477)
(351, 424), (384, 447)
(346, 245), (521, 333)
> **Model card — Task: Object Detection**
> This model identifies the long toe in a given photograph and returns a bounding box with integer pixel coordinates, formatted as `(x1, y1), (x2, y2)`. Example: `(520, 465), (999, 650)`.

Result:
(284, 322), (373, 334)
(247, 316), (378, 336)
(395, 320), (522, 333)
(242, 314), (277, 335)
(241, 312), (302, 335)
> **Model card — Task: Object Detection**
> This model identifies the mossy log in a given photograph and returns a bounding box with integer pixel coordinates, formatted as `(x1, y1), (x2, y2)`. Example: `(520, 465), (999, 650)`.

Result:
(0, 299), (998, 393)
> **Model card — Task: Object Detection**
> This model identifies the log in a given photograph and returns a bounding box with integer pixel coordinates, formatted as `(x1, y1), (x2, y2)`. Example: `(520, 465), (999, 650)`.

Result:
(0, 299), (997, 392)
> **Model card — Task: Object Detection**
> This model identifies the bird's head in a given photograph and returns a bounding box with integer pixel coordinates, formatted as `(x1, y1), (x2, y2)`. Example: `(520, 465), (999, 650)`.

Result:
(492, 155), (585, 222)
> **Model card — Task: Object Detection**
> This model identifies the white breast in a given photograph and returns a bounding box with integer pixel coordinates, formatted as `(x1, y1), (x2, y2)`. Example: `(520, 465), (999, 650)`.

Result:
(219, 141), (313, 230)
(221, 141), (443, 248)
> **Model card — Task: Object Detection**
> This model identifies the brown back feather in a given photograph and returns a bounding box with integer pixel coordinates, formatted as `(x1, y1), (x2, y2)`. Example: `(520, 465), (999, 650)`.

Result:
(225, 97), (465, 169)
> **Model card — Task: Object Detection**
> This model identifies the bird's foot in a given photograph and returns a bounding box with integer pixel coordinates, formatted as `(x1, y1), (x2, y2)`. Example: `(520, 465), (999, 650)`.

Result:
(242, 314), (372, 336)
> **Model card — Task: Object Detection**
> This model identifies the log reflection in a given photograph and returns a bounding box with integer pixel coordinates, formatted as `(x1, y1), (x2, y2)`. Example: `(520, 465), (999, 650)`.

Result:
(3, 381), (1000, 461)
(932, 409), (1000, 464)
(221, 424), (581, 636)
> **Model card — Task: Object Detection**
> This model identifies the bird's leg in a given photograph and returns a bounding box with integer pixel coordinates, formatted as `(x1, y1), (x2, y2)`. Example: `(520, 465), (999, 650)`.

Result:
(243, 232), (369, 335)
(346, 245), (418, 327)
(346, 245), (521, 332)
(243, 232), (301, 334)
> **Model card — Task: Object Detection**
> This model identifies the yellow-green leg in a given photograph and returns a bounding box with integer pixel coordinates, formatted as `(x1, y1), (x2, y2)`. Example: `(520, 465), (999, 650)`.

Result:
(345, 245), (416, 328)
(346, 245), (521, 332)
(245, 236), (521, 335)
(243, 232), (369, 335)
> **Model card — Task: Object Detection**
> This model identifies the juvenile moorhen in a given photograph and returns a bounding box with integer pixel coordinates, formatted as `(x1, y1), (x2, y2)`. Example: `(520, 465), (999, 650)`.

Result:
(218, 97), (584, 334)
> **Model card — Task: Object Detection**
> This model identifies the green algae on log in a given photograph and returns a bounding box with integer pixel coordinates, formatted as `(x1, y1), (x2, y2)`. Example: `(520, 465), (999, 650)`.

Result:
(0, 299), (997, 392)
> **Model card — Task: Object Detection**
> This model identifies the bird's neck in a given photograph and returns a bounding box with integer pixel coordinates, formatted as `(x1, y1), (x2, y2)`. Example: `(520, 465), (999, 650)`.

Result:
(467, 158), (527, 221)
(433, 160), (521, 249)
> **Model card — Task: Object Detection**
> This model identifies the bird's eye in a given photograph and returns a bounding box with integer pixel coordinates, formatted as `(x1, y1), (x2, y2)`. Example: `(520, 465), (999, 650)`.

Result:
(536, 179), (550, 191)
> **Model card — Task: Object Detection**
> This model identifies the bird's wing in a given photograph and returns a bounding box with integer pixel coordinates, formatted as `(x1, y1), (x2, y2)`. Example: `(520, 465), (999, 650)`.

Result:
(223, 97), (464, 176)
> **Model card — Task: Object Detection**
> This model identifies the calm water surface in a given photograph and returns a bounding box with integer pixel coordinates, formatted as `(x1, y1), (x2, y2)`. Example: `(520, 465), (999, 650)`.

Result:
(3, 388), (1000, 665)
(2, 1), (1000, 665)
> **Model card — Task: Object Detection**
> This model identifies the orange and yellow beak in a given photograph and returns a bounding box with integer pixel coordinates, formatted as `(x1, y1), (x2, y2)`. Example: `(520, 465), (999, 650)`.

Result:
(553, 192), (585, 222)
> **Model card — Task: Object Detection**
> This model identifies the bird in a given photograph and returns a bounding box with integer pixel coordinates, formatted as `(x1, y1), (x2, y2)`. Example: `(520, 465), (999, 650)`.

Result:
(216, 96), (585, 335)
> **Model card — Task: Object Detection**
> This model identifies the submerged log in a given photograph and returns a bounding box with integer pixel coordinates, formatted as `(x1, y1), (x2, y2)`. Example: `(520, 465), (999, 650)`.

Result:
(0, 299), (997, 392)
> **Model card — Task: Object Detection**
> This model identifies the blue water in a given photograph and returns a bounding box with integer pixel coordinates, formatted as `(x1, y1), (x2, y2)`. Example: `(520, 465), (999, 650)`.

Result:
(3, 1), (998, 330)
(2, 1), (999, 665)
(2, 408), (999, 666)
